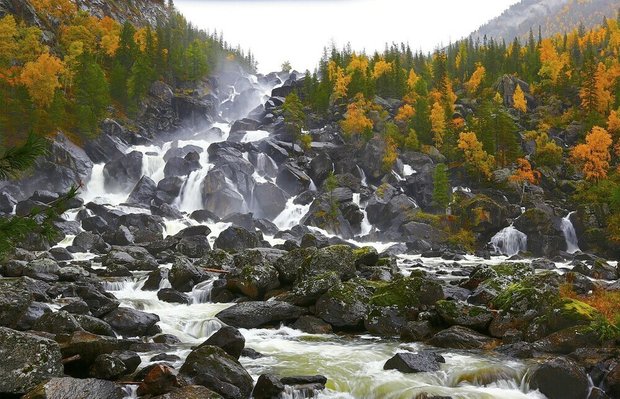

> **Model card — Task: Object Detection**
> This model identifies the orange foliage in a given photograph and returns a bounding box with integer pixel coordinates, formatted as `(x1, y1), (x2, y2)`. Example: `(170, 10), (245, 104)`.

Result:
(31, 0), (75, 22)
(346, 53), (368, 75)
(430, 101), (446, 148)
(464, 64), (485, 94)
(607, 110), (620, 136)
(509, 158), (540, 185)
(539, 38), (568, 84)
(20, 52), (65, 107)
(570, 126), (613, 181)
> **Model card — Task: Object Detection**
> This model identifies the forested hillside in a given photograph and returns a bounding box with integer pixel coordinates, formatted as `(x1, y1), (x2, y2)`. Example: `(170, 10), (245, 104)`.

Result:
(292, 12), (620, 256)
(0, 0), (255, 148)
(472, 0), (618, 42)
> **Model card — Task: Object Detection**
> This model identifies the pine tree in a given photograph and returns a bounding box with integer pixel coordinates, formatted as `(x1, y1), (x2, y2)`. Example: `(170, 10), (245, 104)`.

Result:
(432, 163), (450, 213)
(282, 92), (305, 145)
(74, 53), (110, 137)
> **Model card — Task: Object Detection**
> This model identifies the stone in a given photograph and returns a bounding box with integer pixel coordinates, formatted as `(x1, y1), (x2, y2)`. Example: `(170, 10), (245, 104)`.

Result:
(0, 327), (63, 394)
(157, 288), (190, 305)
(383, 352), (444, 373)
(252, 374), (285, 399)
(427, 326), (497, 349)
(215, 301), (307, 329)
(102, 307), (160, 337)
(528, 357), (589, 399)
(137, 364), (180, 396)
(23, 377), (125, 399)
(201, 326), (245, 360)
(89, 354), (127, 380)
(214, 226), (260, 252)
(292, 315), (333, 334)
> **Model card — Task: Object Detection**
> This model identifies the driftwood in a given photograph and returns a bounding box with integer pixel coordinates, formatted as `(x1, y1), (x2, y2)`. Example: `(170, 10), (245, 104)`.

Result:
(61, 354), (81, 364)
(203, 268), (229, 274)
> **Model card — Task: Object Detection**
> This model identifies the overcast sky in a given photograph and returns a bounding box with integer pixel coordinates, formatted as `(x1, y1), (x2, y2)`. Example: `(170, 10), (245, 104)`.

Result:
(175, 0), (520, 73)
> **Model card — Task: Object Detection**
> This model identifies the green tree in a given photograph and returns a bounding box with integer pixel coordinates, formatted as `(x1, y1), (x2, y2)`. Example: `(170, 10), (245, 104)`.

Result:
(432, 163), (450, 213)
(325, 171), (339, 220)
(412, 79), (432, 145)
(74, 53), (110, 137)
(282, 92), (305, 145)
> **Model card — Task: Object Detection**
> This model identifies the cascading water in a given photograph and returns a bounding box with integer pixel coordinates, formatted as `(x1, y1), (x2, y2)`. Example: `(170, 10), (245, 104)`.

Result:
(273, 196), (311, 230)
(357, 165), (368, 187)
(352, 193), (373, 236)
(490, 225), (527, 256)
(561, 211), (580, 254)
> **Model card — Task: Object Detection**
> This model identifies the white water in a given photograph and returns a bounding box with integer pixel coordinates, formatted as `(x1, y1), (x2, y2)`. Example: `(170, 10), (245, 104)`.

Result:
(561, 211), (580, 254)
(242, 130), (271, 143)
(403, 164), (416, 177)
(352, 193), (372, 237)
(490, 225), (527, 256)
(273, 196), (311, 231)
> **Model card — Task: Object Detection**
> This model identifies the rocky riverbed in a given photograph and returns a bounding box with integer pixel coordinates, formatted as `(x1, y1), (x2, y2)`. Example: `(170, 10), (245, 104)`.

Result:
(1, 65), (619, 399)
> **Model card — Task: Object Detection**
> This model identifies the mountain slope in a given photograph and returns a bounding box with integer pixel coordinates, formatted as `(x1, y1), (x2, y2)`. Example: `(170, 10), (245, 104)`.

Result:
(472, 0), (618, 42)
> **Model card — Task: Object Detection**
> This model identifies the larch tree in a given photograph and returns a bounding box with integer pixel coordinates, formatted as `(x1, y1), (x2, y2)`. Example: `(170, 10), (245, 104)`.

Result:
(458, 131), (496, 180)
(20, 52), (65, 108)
(513, 84), (527, 113)
(340, 93), (373, 139)
(570, 126), (613, 181)
(464, 64), (485, 95)
(509, 158), (541, 202)
(430, 101), (446, 148)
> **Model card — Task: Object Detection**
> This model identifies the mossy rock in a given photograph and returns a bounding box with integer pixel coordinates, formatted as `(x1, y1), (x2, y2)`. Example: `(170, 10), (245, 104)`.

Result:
(299, 245), (356, 281)
(492, 282), (556, 314)
(315, 280), (372, 329)
(545, 298), (600, 332)
(435, 300), (494, 332)
(287, 271), (340, 306)
(369, 277), (444, 309)
(353, 246), (379, 267)
(491, 262), (534, 279)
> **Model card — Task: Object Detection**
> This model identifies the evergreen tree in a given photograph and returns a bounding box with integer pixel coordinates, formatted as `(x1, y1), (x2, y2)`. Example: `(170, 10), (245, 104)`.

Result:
(74, 53), (110, 137)
(432, 163), (451, 213)
(282, 92), (305, 145)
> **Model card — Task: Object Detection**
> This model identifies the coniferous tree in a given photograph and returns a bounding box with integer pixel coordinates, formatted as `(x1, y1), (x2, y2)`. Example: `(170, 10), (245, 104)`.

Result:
(432, 163), (451, 213)
(74, 53), (110, 137)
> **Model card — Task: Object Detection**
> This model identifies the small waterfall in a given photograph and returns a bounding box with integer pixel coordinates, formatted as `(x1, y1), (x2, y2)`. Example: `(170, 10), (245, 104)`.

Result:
(403, 164), (416, 177)
(490, 225), (527, 256)
(190, 280), (214, 304)
(176, 167), (211, 213)
(561, 211), (580, 254)
(141, 152), (166, 184)
(241, 130), (270, 143)
(352, 193), (372, 236)
(357, 165), (368, 187)
(273, 196), (311, 230)
(255, 153), (278, 180)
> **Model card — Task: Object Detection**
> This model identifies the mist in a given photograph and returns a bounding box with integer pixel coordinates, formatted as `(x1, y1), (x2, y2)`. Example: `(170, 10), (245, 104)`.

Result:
(175, 0), (520, 73)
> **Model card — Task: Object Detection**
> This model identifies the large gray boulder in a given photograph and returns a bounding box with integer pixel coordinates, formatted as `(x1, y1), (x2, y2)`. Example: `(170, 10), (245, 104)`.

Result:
(103, 151), (144, 193)
(253, 182), (288, 220)
(23, 377), (125, 399)
(216, 301), (307, 328)
(0, 327), (63, 395)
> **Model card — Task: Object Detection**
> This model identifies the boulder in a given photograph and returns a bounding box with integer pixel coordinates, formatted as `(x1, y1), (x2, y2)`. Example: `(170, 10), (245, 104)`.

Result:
(0, 327), (63, 395)
(179, 345), (253, 399)
(528, 357), (589, 399)
(33, 310), (83, 334)
(74, 314), (116, 337)
(23, 377), (125, 399)
(127, 176), (157, 206)
(149, 385), (223, 398)
(427, 326), (497, 349)
(0, 279), (34, 329)
(137, 364), (181, 397)
(252, 374), (285, 399)
(435, 300), (494, 332)
(276, 164), (312, 196)
(253, 182), (288, 219)
(169, 257), (207, 292)
(158, 288), (190, 305)
(164, 156), (200, 178)
(226, 249), (281, 299)
(215, 301), (307, 329)
(300, 245), (356, 281)
(103, 151), (144, 193)
(383, 352), (445, 373)
(89, 354), (127, 380)
(214, 226), (260, 252)
(176, 236), (212, 258)
(102, 307), (160, 337)
(315, 281), (371, 329)
(292, 315), (333, 334)
(200, 326), (245, 360)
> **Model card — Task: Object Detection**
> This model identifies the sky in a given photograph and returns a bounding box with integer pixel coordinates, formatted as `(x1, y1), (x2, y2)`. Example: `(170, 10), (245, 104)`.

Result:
(175, 0), (521, 74)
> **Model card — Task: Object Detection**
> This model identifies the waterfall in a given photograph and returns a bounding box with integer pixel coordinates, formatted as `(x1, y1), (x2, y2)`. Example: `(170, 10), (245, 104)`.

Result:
(561, 211), (580, 254)
(255, 153), (277, 180)
(490, 225), (527, 256)
(273, 196), (310, 230)
(176, 167), (211, 213)
(403, 164), (416, 177)
(357, 165), (368, 187)
(81, 163), (127, 205)
(352, 193), (373, 236)
(241, 130), (270, 143)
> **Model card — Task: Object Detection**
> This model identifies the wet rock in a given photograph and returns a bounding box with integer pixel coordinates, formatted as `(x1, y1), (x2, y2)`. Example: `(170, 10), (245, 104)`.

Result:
(528, 357), (589, 399)
(69, 284), (120, 317)
(73, 231), (109, 253)
(435, 300), (494, 332)
(400, 320), (434, 342)
(158, 288), (190, 305)
(276, 163), (312, 196)
(73, 314), (115, 336)
(110, 350), (141, 374)
(316, 281), (371, 329)
(215, 301), (307, 329)
(151, 353), (181, 362)
(137, 364), (181, 396)
(33, 310), (83, 334)
(169, 256), (207, 292)
(0, 280), (34, 329)
(201, 326), (245, 360)
(16, 301), (52, 330)
(150, 385), (223, 398)
(164, 155), (200, 178)
(179, 345), (253, 399)
(102, 307), (160, 337)
(214, 226), (260, 252)
(284, 271), (341, 306)
(292, 315), (334, 334)
(0, 327), (63, 395)
(50, 247), (74, 261)
(300, 245), (356, 281)
(253, 182), (288, 219)
(273, 247), (314, 285)
(89, 353), (127, 380)
(127, 176), (157, 206)
(176, 236), (212, 258)
(252, 374), (285, 399)
(103, 151), (144, 193)
(226, 249), (281, 299)
(22, 377), (125, 399)
(153, 334), (181, 345)
(427, 326), (497, 349)
(383, 351), (445, 373)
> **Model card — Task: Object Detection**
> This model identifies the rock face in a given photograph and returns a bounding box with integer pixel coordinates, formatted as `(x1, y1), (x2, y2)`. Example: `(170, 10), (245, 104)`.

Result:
(179, 345), (253, 399)
(0, 327), (64, 395)
(528, 357), (589, 399)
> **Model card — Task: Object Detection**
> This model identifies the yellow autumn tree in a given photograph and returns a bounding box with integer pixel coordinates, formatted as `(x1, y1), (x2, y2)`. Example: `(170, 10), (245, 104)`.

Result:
(430, 101), (446, 148)
(340, 93), (373, 138)
(539, 38), (568, 84)
(372, 59), (392, 80)
(329, 61), (351, 102)
(607, 109), (620, 136)
(510, 158), (540, 185)
(464, 64), (485, 94)
(0, 15), (18, 66)
(346, 53), (368, 75)
(570, 126), (613, 181)
(31, 0), (75, 22)
(17, 25), (45, 64)
(382, 135), (398, 172)
(458, 131), (495, 180)
(98, 16), (121, 56)
(513, 84), (527, 113)
(20, 52), (65, 108)
(395, 103), (414, 123)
